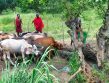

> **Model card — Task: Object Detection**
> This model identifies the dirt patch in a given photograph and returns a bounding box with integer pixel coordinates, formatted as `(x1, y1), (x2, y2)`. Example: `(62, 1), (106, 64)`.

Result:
(48, 56), (71, 83)
(52, 70), (70, 83)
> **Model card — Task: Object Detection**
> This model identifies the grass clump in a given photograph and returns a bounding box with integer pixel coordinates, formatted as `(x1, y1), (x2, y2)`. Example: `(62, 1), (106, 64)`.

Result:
(0, 17), (14, 25)
(68, 51), (86, 83)
(92, 62), (109, 83)
(2, 25), (15, 33)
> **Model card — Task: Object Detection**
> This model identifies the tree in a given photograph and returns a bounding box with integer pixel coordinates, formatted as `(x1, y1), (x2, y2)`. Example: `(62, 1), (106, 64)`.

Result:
(96, 0), (109, 67)
(62, 0), (107, 20)
(0, 0), (17, 13)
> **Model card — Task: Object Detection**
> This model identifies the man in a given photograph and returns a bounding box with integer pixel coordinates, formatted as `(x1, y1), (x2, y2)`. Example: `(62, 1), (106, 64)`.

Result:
(15, 14), (22, 36)
(32, 13), (44, 33)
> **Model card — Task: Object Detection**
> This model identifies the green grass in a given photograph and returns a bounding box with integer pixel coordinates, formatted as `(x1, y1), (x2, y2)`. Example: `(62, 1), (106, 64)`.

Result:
(92, 62), (109, 83)
(68, 51), (86, 83)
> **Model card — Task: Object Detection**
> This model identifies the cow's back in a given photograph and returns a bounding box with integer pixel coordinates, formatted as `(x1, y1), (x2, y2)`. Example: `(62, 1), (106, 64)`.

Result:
(1, 39), (26, 52)
(35, 37), (55, 47)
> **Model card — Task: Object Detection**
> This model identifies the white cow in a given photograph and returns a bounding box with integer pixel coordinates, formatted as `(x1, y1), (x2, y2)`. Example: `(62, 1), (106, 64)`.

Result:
(0, 39), (39, 65)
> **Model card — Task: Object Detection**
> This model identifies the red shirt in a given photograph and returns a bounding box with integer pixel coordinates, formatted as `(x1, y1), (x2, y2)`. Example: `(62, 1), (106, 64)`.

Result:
(32, 17), (44, 32)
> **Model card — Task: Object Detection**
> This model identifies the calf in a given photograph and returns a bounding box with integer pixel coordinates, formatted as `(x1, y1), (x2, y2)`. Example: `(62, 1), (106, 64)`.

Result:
(0, 39), (39, 65)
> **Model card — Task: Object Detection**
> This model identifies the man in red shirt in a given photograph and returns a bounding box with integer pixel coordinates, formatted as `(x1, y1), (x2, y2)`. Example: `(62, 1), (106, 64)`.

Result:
(15, 14), (22, 36)
(32, 13), (44, 33)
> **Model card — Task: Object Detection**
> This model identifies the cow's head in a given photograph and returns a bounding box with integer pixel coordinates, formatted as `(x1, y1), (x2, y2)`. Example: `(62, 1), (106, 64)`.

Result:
(54, 42), (63, 50)
(25, 44), (40, 56)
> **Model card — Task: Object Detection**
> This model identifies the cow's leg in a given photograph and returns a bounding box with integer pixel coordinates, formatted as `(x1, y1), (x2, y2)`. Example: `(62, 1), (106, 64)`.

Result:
(3, 52), (7, 64)
(13, 53), (17, 59)
(13, 53), (18, 64)
(7, 52), (15, 65)
(13, 53), (18, 61)
(21, 52), (25, 62)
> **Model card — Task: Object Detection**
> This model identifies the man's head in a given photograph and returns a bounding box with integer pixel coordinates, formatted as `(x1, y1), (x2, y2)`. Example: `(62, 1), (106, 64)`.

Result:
(36, 13), (39, 17)
(17, 14), (20, 18)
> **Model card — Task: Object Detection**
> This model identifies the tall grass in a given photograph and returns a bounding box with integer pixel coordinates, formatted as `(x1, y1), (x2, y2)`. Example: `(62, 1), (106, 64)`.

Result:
(0, 48), (59, 83)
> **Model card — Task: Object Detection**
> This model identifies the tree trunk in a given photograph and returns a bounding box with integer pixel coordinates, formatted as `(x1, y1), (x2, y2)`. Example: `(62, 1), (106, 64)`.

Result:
(96, 0), (109, 66)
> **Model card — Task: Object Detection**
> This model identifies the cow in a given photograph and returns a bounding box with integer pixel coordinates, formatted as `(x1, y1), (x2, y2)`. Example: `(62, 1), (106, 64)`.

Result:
(0, 39), (39, 65)
(22, 32), (47, 39)
(34, 37), (63, 50)
(32, 37), (63, 60)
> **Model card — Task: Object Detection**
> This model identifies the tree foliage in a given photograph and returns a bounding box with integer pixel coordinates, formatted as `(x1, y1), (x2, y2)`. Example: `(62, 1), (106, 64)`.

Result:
(0, 0), (17, 13)
(62, 0), (107, 19)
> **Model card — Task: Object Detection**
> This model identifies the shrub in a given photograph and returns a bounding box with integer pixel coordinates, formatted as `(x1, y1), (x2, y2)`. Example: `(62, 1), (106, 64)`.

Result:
(1, 17), (14, 25)
(2, 25), (15, 33)
(68, 51), (86, 83)
(92, 62), (109, 83)
(14, 7), (22, 13)
(1, 9), (13, 15)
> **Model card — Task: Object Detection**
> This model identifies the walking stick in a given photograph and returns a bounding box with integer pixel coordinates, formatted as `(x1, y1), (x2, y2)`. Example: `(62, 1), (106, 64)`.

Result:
(27, 16), (32, 32)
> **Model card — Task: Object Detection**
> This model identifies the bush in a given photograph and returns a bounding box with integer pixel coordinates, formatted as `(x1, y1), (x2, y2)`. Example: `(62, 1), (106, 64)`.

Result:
(14, 7), (22, 13)
(2, 25), (15, 33)
(1, 17), (14, 25)
(68, 52), (86, 83)
(1, 9), (13, 15)
(92, 62), (109, 83)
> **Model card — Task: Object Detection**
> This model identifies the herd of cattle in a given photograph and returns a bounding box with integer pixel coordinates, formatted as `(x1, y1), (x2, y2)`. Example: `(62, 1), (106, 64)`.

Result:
(0, 32), (63, 65)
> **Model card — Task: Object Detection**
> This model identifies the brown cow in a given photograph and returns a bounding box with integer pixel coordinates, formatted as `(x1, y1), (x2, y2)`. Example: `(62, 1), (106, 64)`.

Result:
(33, 37), (63, 60)
(34, 37), (63, 50)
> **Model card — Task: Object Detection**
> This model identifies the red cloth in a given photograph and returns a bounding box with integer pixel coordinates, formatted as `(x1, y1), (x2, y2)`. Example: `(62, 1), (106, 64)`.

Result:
(32, 17), (44, 32)
(15, 17), (22, 32)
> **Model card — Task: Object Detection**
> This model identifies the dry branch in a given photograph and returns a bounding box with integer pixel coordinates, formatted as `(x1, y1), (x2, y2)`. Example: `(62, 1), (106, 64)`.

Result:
(68, 67), (82, 82)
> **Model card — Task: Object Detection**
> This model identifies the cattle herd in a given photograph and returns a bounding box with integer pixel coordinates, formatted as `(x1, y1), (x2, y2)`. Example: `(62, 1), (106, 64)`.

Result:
(0, 32), (64, 65)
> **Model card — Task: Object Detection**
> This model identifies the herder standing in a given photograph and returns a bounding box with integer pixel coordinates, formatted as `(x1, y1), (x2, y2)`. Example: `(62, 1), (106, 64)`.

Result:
(32, 13), (44, 33)
(15, 14), (22, 36)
